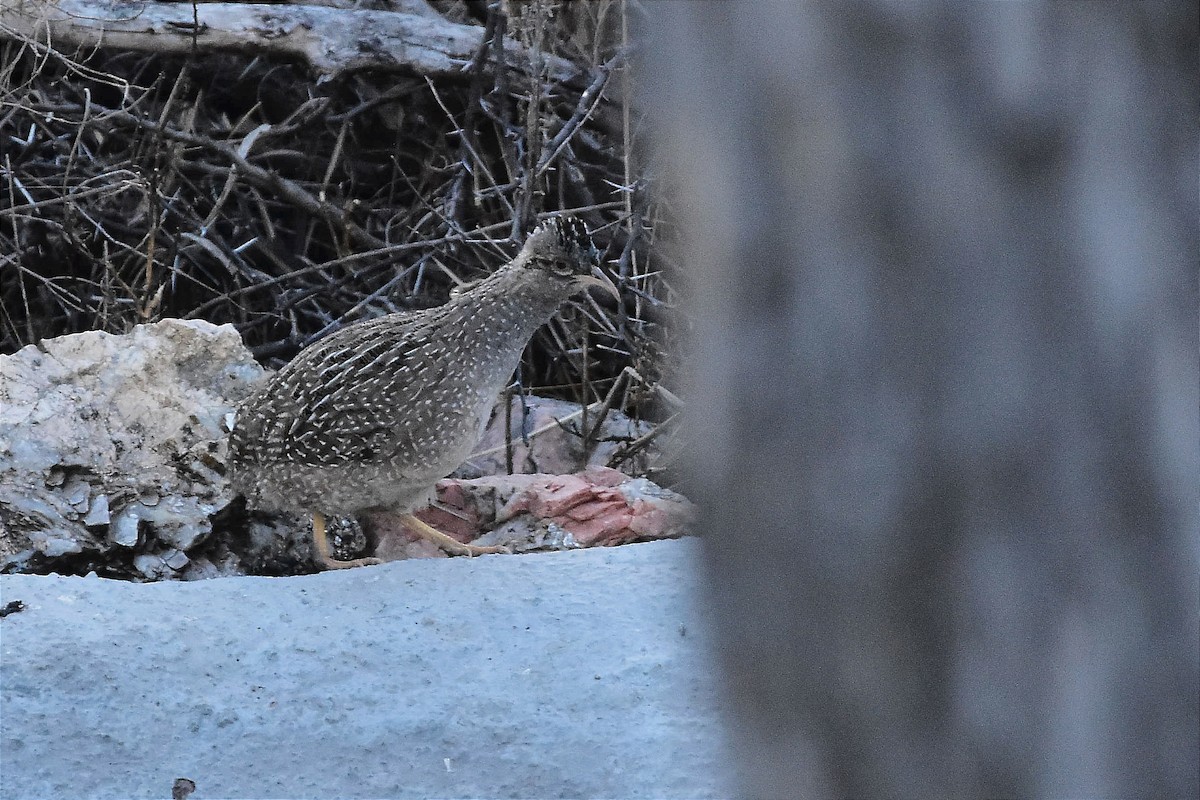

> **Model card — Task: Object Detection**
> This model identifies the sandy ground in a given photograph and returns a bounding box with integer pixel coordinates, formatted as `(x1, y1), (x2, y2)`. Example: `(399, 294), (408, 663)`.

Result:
(0, 539), (732, 799)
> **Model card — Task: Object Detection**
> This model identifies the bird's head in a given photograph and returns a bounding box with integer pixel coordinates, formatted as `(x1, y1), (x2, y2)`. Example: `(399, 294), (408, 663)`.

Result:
(520, 217), (618, 300)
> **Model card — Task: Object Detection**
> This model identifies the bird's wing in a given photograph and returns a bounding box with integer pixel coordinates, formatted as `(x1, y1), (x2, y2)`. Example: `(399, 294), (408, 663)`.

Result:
(242, 312), (450, 467)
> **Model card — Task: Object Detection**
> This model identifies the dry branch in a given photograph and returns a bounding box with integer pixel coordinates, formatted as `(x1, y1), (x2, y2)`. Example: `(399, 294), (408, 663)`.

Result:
(0, 0), (578, 80)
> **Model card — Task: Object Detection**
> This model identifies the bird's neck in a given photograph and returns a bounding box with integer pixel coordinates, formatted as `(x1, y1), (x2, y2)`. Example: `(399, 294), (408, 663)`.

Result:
(449, 264), (566, 343)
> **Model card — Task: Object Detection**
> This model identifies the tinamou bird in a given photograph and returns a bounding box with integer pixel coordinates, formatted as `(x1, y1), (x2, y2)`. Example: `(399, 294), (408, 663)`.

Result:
(228, 218), (616, 569)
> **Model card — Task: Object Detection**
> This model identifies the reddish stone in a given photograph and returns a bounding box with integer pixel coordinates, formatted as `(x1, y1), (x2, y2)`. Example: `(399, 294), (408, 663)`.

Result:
(367, 469), (692, 560)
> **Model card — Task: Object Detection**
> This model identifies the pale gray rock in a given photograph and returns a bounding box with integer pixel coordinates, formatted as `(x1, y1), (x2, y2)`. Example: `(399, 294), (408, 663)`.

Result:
(109, 503), (141, 547)
(456, 394), (659, 479)
(0, 319), (266, 577)
(81, 492), (110, 526)
(0, 538), (732, 799)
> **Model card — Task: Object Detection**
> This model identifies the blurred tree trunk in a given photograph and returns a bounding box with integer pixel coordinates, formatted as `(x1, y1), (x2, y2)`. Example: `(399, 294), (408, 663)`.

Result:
(641, 2), (1198, 797)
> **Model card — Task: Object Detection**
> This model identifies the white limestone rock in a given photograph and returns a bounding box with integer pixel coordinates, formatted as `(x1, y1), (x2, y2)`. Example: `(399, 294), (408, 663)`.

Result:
(0, 319), (264, 576)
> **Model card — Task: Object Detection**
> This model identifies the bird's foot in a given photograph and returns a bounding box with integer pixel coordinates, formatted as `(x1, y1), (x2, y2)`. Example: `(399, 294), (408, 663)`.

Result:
(455, 542), (510, 557)
(317, 554), (384, 570)
(401, 513), (508, 557)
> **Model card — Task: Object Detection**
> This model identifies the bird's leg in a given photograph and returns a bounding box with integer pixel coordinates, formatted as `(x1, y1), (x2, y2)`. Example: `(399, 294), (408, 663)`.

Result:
(312, 510), (382, 570)
(400, 513), (506, 557)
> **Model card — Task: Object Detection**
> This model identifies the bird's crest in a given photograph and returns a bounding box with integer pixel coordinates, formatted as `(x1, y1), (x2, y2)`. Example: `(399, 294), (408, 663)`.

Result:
(523, 216), (600, 274)
(539, 216), (590, 251)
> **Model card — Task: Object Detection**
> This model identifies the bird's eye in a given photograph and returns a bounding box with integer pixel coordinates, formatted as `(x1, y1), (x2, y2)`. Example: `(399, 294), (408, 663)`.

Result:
(549, 262), (576, 278)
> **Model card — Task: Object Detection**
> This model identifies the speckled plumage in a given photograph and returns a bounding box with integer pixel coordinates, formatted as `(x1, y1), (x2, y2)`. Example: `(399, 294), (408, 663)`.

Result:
(228, 218), (606, 519)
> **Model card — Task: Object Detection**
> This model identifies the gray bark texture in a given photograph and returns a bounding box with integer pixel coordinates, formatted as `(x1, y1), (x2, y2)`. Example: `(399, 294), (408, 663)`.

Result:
(640, 2), (1198, 798)
(0, 0), (575, 80)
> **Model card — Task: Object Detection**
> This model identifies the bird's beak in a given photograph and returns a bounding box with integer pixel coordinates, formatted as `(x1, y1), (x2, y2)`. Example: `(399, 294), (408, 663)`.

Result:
(576, 267), (620, 300)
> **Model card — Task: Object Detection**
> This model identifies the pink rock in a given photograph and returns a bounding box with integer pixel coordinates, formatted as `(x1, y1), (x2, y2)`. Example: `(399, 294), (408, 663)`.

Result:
(367, 470), (693, 559)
